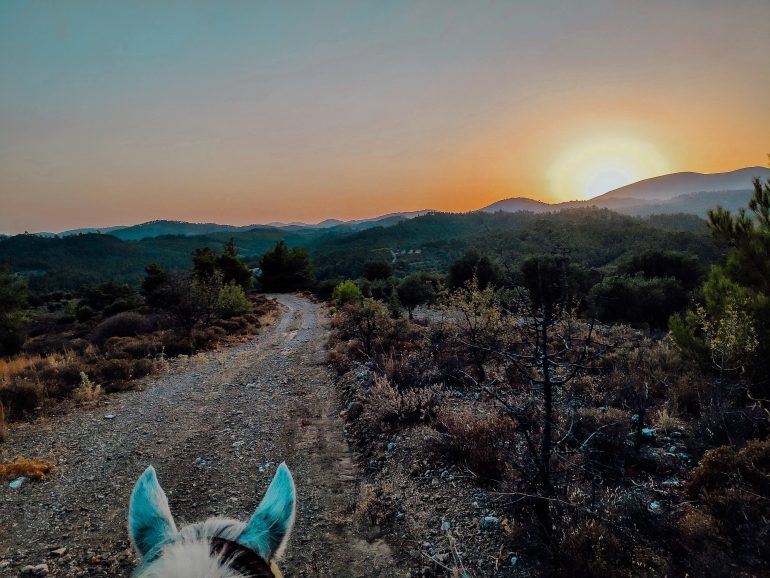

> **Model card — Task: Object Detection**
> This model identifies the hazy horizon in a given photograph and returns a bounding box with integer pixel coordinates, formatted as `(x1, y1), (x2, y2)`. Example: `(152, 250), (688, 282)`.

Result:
(2, 1), (769, 234)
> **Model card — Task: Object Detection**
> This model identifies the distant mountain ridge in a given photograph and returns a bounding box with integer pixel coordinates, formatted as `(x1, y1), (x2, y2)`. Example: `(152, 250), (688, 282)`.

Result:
(592, 166), (770, 201)
(481, 166), (770, 217)
(481, 197), (551, 214)
(14, 166), (770, 239)
(40, 211), (435, 241)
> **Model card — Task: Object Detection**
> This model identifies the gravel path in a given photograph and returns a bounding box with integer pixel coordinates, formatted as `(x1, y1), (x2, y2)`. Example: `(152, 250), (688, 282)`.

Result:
(0, 295), (396, 577)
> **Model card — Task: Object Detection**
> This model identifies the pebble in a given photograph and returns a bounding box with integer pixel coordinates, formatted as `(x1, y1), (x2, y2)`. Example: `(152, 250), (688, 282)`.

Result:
(9, 476), (28, 489)
(104, 414), (116, 420)
(20, 564), (49, 576)
(480, 515), (500, 529)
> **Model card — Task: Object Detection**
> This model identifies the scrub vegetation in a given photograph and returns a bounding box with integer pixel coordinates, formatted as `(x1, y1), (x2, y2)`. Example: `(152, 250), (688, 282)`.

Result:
(326, 179), (770, 576)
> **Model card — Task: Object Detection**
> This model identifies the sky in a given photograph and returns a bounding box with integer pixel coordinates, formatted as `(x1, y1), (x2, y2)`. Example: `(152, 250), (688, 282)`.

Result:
(1, 0), (769, 234)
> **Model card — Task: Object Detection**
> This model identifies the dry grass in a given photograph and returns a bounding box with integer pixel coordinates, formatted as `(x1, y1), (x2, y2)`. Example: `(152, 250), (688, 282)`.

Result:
(559, 520), (629, 578)
(71, 372), (102, 403)
(364, 375), (444, 431)
(353, 482), (394, 528)
(0, 354), (45, 384)
(0, 351), (79, 387)
(0, 456), (56, 480)
(433, 407), (517, 481)
(653, 406), (682, 433)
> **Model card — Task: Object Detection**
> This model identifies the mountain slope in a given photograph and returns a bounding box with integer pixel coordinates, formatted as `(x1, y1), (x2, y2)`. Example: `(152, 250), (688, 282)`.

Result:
(481, 197), (551, 213)
(481, 167), (770, 217)
(46, 211), (434, 240)
(592, 166), (770, 202)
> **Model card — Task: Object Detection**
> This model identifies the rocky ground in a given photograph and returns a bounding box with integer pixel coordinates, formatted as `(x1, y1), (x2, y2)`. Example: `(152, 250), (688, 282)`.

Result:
(336, 367), (522, 578)
(0, 295), (396, 577)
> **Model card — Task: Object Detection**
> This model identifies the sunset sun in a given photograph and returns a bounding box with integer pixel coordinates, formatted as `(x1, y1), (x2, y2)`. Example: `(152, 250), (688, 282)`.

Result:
(548, 136), (670, 201)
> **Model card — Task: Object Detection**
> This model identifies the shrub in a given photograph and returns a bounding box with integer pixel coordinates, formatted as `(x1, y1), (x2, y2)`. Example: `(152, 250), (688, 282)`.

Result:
(0, 456), (56, 480)
(97, 358), (133, 382)
(191, 327), (226, 350)
(574, 407), (632, 471)
(364, 376), (443, 431)
(687, 439), (770, 561)
(652, 406), (682, 433)
(332, 280), (363, 306)
(433, 408), (516, 481)
(689, 395), (766, 453)
(216, 282), (251, 319)
(22, 332), (77, 356)
(326, 343), (352, 374)
(687, 439), (770, 495)
(91, 312), (152, 345)
(0, 379), (45, 418)
(104, 335), (161, 359)
(160, 332), (192, 356)
(131, 358), (156, 379)
(75, 305), (96, 323)
(213, 318), (242, 332)
(338, 298), (391, 358)
(665, 374), (709, 416)
(36, 360), (85, 396)
(379, 351), (440, 390)
(559, 520), (629, 578)
(353, 483), (394, 529)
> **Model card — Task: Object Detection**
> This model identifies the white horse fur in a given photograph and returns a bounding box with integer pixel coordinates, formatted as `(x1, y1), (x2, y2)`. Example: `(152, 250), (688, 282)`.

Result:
(128, 463), (295, 577)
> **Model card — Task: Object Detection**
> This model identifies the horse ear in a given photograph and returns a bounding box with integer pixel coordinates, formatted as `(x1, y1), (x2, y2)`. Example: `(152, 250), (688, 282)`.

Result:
(128, 466), (177, 558)
(239, 462), (296, 560)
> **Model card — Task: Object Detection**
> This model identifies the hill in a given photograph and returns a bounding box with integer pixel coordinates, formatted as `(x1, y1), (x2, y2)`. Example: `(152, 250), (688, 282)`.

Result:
(308, 208), (721, 279)
(480, 197), (551, 213)
(592, 166), (770, 202)
(481, 166), (770, 218)
(0, 208), (721, 291)
(35, 211), (434, 241)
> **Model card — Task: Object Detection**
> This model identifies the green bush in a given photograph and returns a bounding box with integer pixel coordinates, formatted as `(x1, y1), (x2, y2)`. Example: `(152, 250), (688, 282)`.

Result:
(216, 282), (251, 319)
(589, 275), (687, 328)
(332, 280), (362, 306)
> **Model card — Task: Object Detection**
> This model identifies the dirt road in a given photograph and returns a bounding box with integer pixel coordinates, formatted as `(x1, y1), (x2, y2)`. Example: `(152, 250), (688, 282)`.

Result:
(0, 295), (396, 577)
